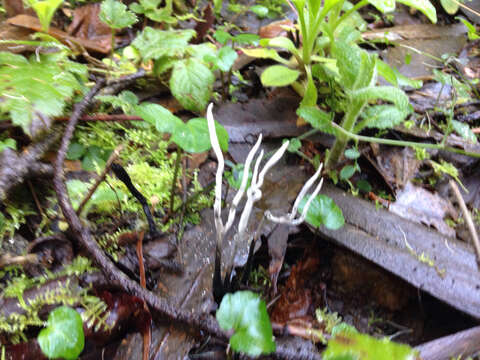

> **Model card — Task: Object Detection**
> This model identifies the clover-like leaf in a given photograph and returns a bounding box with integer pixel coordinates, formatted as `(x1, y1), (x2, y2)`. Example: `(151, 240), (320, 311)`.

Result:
(38, 306), (85, 360)
(299, 194), (344, 230)
(323, 331), (418, 360)
(172, 117), (228, 153)
(100, 0), (137, 29)
(216, 291), (275, 356)
(170, 58), (214, 113)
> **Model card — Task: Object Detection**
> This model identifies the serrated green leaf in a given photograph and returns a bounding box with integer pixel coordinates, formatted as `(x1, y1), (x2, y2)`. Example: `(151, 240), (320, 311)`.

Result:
(38, 306), (84, 360)
(299, 194), (344, 230)
(367, 0), (395, 13)
(134, 103), (183, 134)
(132, 27), (195, 61)
(397, 0), (437, 23)
(376, 59), (422, 89)
(206, 46), (237, 72)
(100, 0), (137, 29)
(186, 43), (217, 61)
(452, 120), (477, 143)
(172, 117), (228, 153)
(332, 41), (374, 90)
(323, 331), (418, 360)
(359, 105), (410, 131)
(0, 53), (86, 137)
(288, 138), (302, 152)
(170, 58), (214, 112)
(261, 65), (300, 87)
(297, 106), (335, 134)
(216, 291), (275, 356)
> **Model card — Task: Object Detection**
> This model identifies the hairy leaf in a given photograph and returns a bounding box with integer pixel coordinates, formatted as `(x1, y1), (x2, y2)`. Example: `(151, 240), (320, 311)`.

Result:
(132, 27), (195, 61)
(216, 291), (275, 356)
(38, 306), (84, 360)
(350, 86), (410, 109)
(359, 105), (410, 131)
(297, 106), (335, 134)
(170, 58), (214, 112)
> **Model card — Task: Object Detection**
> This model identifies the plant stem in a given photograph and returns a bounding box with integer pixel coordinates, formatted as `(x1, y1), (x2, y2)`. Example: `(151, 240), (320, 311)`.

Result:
(325, 100), (365, 169)
(331, 122), (480, 158)
(169, 147), (183, 214)
(334, 0), (368, 30)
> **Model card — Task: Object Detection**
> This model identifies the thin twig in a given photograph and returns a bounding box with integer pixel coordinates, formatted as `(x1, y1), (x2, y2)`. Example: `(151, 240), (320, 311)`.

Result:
(76, 144), (124, 215)
(449, 179), (480, 267)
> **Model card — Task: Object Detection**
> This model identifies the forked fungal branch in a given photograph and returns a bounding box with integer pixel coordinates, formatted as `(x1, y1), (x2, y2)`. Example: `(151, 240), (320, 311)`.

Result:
(206, 103), (324, 249)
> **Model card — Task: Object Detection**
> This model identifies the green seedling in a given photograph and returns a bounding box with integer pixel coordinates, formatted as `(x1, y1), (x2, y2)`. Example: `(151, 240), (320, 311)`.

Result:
(27, 0), (63, 32)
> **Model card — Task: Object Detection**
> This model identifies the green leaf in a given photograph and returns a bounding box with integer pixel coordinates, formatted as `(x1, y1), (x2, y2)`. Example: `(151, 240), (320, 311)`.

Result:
(323, 331), (418, 360)
(344, 148), (360, 160)
(456, 17), (480, 40)
(261, 65), (300, 87)
(99, 0), (137, 29)
(38, 306), (84, 360)
(97, 90), (139, 114)
(205, 46), (237, 72)
(172, 117), (228, 153)
(132, 27), (195, 61)
(216, 291), (275, 356)
(359, 105), (410, 131)
(250, 5), (269, 17)
(232, 33), (260, 45)
(299, 194), (344, 230)
(66, 143), (86, 160)
(134, 103), (183, 134)
(396, 0), (437, 23)
(452, 120), (477, 143)
(332, 41), (374, 90)
(262, 37), (299, 56)
(376, 59), (422, 89)
(67, 179), (124, 214)
(170, 59), (214, 112)
(288, 138), (302, 152)
(82, 146), (112, 172)
(340, 165), (355, 180)
(28, 0), (64, 32)
(240, 48), (289, 65)
(367, 0), (395, 13)
(350, 86), (410, 109)
(0, 138), (16, 153)
(0, 52), (87, 137)
(213, 30), (232, 45)
(296, 106), (335, 134)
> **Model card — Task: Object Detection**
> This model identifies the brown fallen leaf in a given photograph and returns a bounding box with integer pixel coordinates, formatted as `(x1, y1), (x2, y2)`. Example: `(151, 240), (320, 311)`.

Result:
(7, 14), (110, 54)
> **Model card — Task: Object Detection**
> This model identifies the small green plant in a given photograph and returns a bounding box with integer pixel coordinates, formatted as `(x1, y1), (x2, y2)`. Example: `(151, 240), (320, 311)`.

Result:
(37, 306), (85, 360)
(131, 28), (216, 113)
(130, 0), (176, 25)
(216, 291), (275, 356)
(26, 0), (64, 32)
(243, 0), (437, 169)
(0, 51), (87, 137)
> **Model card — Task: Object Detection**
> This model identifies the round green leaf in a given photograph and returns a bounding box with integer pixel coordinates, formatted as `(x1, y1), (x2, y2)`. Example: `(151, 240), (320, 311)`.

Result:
(211, 46), (238, 72)
(299, 194), (344, 230)
(250, 5), (269, 18)
(261, 65), (300, 87)
(344, 148), (360, 160)
(216, 291), (275, 356)
(171, 117), (228, 153)
(134, 103), (183, 134)
(340, 165), (356, 180)
(38, 306), (85, 360)
(66, 142), (86, 160)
